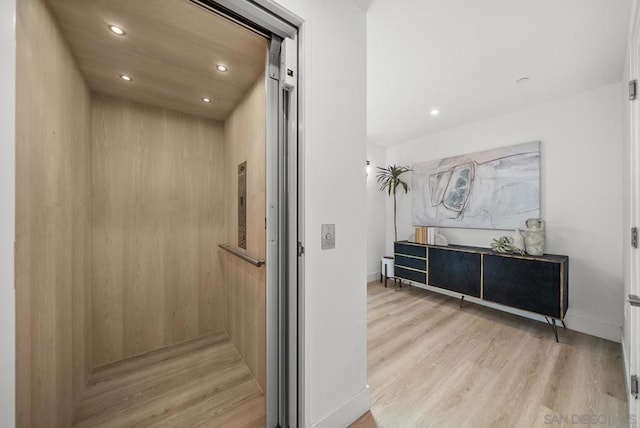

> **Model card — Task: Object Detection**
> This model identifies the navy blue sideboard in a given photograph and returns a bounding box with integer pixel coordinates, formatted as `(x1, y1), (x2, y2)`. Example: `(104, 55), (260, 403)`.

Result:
(393, 241), (569, 340)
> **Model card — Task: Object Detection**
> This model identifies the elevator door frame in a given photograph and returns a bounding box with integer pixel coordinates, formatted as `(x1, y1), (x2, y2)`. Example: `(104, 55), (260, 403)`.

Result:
(268, 31), (304, 428)
(267, 28), (303, 428)
(190, 2), (304, 427)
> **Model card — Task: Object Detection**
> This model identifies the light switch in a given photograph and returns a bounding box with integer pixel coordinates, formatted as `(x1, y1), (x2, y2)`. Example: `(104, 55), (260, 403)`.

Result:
(321, 224), (335, 249)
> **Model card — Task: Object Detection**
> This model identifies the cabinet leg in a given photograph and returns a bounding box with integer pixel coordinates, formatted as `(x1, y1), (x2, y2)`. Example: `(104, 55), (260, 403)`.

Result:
(545, 317), (559, 342)
(459, 295), (465, 309)
(560, 320), (566, 329)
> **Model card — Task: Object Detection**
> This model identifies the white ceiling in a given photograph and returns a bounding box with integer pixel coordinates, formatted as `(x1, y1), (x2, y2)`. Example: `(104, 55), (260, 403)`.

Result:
(367, 0), (632, 146)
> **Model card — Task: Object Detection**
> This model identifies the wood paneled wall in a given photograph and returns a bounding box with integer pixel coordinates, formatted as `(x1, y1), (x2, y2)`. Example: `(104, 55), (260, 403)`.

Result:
(91, 93), (225, 367)
(16, 0), (92, 425)
(223, 74), (267, 390)
(16, 3), (266, 422)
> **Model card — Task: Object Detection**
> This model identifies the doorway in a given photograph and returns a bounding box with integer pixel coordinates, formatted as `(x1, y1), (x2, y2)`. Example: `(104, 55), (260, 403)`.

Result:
(15, 0), (300, 426)
(626, 1), (640, 424)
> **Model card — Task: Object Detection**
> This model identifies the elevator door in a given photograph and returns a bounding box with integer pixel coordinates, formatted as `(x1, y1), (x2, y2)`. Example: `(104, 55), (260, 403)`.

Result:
(192, 2), (302, 425)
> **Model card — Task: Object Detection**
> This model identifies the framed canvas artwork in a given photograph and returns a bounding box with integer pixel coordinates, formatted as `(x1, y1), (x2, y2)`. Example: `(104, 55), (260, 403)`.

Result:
(412, 141), (540, 229)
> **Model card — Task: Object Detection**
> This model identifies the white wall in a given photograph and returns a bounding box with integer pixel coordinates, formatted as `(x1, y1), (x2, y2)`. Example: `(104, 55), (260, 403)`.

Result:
(272, 1), (369, 426)
(622, 27), (632, 381)
(366, 144), (387, 282)
(386, 83), (624, 342)
(0, 0), (15, 424)
(622, 0), (639, 416)
(621, 20), (632, 357)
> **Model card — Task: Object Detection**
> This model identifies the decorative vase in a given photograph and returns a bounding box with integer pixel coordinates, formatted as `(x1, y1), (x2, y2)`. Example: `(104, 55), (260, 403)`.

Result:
(524, 218), (545, 256)
(511, 228), (525, 253)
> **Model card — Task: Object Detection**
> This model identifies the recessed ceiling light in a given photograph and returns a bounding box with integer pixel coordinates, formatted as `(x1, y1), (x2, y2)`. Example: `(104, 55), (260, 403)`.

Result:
(202, 97), (212, 103)
(119, 74), (133, 81)
(108, 25), (126, 36)
(430, 108), (440, 116)
(216, 64), (228, 72)
(516, 77), (530, 85)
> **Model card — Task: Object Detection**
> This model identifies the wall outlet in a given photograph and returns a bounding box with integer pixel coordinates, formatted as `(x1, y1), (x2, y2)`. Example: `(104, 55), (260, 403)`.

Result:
(321, 224), (335, 249)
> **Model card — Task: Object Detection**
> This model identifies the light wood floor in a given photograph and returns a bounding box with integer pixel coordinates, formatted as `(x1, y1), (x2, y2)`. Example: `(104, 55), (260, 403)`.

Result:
(72, 332), (265, 427)
(353, 282), (628, 428)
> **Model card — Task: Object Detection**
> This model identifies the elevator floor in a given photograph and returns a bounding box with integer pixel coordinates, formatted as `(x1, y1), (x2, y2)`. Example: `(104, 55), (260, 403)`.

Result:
(72, 332), (265, 427)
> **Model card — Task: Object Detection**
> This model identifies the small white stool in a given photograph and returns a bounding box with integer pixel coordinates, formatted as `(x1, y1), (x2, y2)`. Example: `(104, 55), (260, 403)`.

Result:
(380, 256), (394, 288)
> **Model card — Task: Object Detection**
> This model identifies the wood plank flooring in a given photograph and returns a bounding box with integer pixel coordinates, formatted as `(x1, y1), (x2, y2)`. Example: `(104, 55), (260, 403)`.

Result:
(353, 282), (628, 428)
(72, 332), (265, 427)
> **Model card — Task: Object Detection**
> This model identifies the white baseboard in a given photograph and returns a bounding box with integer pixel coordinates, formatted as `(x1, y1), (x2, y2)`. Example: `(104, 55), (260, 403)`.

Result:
(562, 312), (622, 343)
(312, 385), (370, 428)
(367, 271), (380, 283)
(621, 331), (636, 425)
(403, 281), (622, 342)
(622, 330), (630, 397)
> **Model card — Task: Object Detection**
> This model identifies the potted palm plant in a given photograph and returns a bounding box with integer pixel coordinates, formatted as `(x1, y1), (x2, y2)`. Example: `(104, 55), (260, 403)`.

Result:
(376, 164), (412, 242)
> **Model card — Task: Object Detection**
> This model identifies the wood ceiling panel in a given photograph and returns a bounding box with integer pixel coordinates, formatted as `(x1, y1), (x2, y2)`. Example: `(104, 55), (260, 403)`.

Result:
(46, 0), (267, 120)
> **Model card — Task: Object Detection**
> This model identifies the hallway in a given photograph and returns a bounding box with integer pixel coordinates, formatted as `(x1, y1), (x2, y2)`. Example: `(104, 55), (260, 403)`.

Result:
(354, 282), (628, 427)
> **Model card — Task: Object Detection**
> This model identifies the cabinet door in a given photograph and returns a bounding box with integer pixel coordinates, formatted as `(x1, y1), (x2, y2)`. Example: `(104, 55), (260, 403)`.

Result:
(394, 254), (426, 271)
(483, 255), (562, 318)
(394, 267), (427, 284)
(394, 242), (427, 284)
(394, 242), (426, 258)
(428, 248), (481, 297)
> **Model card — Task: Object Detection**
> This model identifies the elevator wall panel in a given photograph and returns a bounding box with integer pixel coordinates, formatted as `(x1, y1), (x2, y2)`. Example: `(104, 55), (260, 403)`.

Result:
(16, 0), (92, 425)
(223, 74), (267, 391)
(91, 94), (225, 367)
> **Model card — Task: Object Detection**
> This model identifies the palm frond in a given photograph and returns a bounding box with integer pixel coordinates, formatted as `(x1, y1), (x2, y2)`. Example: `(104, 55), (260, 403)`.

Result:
(376, 164), (412, 196)
(375, 164), (412, 241)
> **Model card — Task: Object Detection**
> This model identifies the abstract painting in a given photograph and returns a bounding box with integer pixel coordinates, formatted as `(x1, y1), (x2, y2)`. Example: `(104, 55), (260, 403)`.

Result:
(412, 141), (540, 229)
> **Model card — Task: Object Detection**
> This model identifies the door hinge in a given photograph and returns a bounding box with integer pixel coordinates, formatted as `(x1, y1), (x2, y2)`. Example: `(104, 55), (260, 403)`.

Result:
(631, 80), (637, 101)
(632, 374), (638, 398)
(297, 242), (305, 257)
(268, 38), (280, 81)
(633, 227), (638, 249)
